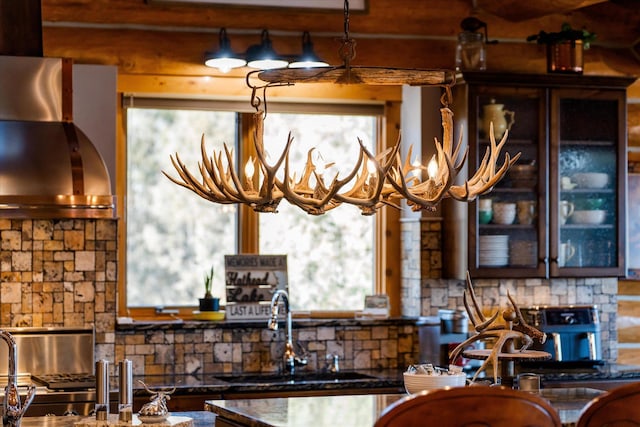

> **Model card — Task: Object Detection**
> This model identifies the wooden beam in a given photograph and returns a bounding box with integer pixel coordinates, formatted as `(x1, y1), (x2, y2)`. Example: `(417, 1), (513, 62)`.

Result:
(117, 73), (403, 101)
(477, 0), (608, 21)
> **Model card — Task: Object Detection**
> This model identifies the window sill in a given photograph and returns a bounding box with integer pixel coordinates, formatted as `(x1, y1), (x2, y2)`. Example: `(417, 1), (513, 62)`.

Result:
(124, 307), (373, 323)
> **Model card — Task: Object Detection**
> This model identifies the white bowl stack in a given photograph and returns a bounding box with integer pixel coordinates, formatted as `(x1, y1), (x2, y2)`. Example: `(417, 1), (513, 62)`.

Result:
(573, 172), (609, 189)
(492, 202), (516, 224)
(572, 210), (607, 225)
(479, 235), (509, 266)
(403, 371), (467, 394)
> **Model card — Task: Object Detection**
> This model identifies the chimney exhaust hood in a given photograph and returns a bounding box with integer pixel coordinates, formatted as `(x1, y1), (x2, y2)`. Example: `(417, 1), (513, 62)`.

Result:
(0, 56), (116, 219)
(0, 0), (115, 219)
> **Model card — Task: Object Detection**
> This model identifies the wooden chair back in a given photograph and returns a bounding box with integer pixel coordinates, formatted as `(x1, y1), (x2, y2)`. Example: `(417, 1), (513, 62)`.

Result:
(577, 381), (640, 427)
(374, 386), (562, 427)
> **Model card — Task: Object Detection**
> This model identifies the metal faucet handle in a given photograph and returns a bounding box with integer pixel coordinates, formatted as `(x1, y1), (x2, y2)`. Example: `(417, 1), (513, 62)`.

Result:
(325, 353), (340, 373)
(4, 383), (36, 425)
(294, 340), (309, 363)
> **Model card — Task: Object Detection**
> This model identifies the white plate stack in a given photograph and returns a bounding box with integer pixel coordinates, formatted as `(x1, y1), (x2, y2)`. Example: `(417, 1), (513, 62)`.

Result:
(479, 235), (509, 266)
(509, 240), (537, 266)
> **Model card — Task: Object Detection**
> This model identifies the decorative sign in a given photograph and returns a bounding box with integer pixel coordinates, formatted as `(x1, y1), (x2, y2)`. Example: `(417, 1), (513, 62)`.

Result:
(224, 254), (288, 320)
(362, 294), (390, 318)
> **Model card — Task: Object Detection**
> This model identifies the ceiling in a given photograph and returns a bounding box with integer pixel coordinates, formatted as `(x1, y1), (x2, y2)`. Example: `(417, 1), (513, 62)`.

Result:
(36, 0), (639, 89)
(39, 0), (640, 43)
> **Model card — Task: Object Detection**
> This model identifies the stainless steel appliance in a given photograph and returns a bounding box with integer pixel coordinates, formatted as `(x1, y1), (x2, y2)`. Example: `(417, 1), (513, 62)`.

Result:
(520, 305), (602, 367)
(0, 327), (100, 416)
(0, 0), (115, 219)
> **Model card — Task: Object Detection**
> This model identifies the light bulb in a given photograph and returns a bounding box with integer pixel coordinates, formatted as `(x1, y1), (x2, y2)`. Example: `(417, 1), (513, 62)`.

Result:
(245, 157), (255, 179)
(427, 155), (438, 180)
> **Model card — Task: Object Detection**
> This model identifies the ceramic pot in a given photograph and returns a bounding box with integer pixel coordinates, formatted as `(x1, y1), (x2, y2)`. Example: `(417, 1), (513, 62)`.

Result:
(481, 99), (515, 140)
(547, 40), (584, 74)
(199, 297), (220, 312)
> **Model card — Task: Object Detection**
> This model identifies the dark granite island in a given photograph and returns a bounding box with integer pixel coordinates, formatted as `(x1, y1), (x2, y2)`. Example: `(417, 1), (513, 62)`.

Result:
(205, 388), (603, 427)
(17, 411), (216, 427)
(206, 394), (405, 427)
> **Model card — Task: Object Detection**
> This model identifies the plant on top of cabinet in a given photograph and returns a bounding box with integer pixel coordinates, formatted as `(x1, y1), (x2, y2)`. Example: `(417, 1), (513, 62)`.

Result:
(527, 22), (596, 49)
(527, 23), (596, 74)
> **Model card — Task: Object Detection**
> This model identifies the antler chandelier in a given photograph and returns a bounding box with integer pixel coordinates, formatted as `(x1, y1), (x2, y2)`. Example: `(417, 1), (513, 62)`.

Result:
(163, 0), (521, 215)
(164, 93), (519, 215)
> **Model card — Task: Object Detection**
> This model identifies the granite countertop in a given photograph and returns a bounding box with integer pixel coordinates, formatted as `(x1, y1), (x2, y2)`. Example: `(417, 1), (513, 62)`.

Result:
(527, 363), (640, 389)
(206, 394), (405, 427)
(132, 369), (405, 398)
(18, 411), (215, 427)
(205, 388), (604, 427)
(127, 364), (640, 398)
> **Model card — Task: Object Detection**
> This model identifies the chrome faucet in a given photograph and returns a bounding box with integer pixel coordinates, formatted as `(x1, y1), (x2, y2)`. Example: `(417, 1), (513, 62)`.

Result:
(0, 330), (35, 427)
(268, 290), (307, 375)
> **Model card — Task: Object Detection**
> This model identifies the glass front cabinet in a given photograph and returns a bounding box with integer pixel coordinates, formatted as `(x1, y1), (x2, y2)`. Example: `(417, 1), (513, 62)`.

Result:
(457, 72), (635, 279)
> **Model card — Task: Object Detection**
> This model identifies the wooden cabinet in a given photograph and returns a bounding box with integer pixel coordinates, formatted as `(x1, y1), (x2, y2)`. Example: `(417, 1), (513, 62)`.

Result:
(456, 72), (635, 279)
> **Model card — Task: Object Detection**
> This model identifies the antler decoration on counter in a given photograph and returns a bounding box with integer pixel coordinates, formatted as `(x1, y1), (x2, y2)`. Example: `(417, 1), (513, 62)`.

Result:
(163, 99), (520, 215)
(449, 272), (548, 384)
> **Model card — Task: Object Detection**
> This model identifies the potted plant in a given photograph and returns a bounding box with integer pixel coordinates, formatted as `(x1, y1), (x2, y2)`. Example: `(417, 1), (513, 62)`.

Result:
(527, 23), (596, 74)
(198, 267), (220, 312)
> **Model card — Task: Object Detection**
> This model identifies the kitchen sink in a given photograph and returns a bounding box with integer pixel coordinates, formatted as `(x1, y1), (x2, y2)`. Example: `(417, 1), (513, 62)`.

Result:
(214, 371), (379, 385)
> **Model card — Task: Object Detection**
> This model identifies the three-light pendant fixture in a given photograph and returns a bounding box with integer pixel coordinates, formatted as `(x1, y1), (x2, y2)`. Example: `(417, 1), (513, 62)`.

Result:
(204, 28), (328, 73)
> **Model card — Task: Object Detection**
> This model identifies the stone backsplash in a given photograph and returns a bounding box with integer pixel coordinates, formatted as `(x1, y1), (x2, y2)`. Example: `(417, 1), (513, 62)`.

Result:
(0, 218), (118, 360)
(115, 320), (420, 376)
(1, 218), (419, 375)
(1, 217), (618, 374)
(420, 276), (618, 362)
(410, 217), (619, 364)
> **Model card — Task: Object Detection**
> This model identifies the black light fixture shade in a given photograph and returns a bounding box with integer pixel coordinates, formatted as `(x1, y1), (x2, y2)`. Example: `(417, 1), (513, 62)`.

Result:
(246, 29), (289, 70)
(289, 31), (329, 69)
(204, 28), (247, 72)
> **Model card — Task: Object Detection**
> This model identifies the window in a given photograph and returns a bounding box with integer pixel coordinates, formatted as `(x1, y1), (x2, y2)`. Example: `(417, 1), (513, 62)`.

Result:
(125, 98), (384, 312)
(259, 113), (376, 311)
(126, 107), (237, 306)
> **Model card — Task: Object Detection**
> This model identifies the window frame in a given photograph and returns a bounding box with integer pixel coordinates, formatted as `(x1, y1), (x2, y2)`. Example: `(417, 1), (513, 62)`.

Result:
(116, 76), (402, 320)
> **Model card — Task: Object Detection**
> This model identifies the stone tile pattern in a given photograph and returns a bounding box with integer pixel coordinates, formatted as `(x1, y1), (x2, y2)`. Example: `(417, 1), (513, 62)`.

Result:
(400, 212), (618, 364)
(115, 324), (419, 376)
(0, 219), (118, 361)
(2, 217), (616, 373)
(2, 219), (418, 375)
(419, 277), (618, 363)
(400, 219), (421, 317)
(420, 219), (442, 279)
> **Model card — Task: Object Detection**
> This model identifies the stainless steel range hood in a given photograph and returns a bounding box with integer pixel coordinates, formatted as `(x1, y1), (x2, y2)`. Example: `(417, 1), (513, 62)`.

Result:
(0, 56), (115, 218)
(0, 0), (115, 219)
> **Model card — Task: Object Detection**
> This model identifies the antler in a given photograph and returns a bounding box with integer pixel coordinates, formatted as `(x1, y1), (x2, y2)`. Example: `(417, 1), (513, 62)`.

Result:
(507, 291), (547, 344)
(164, 106), (521, 215)
(163, 112), (287, 213)
(334, 137), (402, 215)
(448, 122), (521, 201)
(138, 380), (176, 397)
(463, 271), (500, 332)
(278, 138), (358, 215)
(385, 107), (520, 211)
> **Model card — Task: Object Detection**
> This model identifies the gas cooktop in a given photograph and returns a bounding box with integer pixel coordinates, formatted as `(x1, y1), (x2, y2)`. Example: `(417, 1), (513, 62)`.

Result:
(31, 373), (96, 391)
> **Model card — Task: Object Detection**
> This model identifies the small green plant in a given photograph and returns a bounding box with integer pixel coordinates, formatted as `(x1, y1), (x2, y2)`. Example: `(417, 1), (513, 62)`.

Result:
(527, 22), (596, 50)
(203, 266), (214, 299)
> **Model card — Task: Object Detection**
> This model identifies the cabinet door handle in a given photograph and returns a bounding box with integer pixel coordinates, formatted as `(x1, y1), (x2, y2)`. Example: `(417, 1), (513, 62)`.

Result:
(550, 332), (562, 361)
(586, 332), (597, 360)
